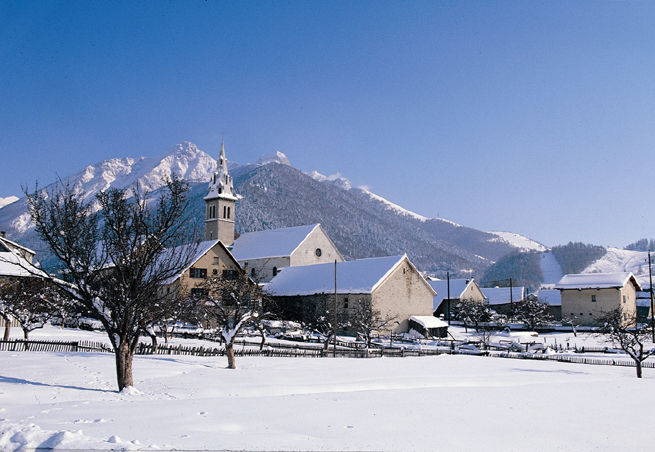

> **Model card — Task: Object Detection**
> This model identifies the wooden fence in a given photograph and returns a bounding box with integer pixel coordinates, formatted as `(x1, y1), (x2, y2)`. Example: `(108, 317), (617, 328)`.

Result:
(2, 339), (654, 370)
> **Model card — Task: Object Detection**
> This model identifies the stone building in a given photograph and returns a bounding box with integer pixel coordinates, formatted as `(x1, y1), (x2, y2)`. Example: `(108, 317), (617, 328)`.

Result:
(427, 278), (485, 318)
(555, 272), (640, 326)
(230, 223), (344, 282)
(265, 254), (435, 333)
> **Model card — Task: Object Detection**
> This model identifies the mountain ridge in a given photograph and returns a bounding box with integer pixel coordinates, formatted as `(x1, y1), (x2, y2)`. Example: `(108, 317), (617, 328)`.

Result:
(0, 142), (541, 277)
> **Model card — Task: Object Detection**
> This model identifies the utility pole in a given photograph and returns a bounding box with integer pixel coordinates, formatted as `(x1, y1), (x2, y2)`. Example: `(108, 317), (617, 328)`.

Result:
(649, 252), (654, 343)
(446, 271), (451, 325)
(333, 259), (338, 358)
(509, 278), (514, 322)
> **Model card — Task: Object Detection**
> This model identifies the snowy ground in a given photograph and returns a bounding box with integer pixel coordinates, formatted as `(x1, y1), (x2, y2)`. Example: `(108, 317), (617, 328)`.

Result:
(2, 327), (655, 451)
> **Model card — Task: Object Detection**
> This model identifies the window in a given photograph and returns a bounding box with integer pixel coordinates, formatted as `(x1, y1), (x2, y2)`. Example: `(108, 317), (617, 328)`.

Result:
(213, 257), (219, 265)
(591, 295), (596, 303)
(315, 248), (322, 257)
(222, 269), (239, 280)
(190, 267), (207, 278)
(191, 288), (208, 298)
(272, 266), (278, 277)
(623, 295), (626, 304)
(212, 269), (218, 275)
(343, 297), (349, 309)
(227, 206), (231, 219)
(223, 206), (227, 218)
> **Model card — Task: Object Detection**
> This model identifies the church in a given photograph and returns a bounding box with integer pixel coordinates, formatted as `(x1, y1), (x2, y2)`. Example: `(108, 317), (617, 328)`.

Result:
(171, 143), (436, 335)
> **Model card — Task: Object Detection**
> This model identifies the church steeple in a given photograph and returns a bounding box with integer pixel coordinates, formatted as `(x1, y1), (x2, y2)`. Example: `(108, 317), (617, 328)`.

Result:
(204, 140), (237, 245)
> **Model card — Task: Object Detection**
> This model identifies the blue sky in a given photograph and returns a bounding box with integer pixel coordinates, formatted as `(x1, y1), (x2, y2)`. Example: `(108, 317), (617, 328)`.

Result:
(2, 1), (655, 248)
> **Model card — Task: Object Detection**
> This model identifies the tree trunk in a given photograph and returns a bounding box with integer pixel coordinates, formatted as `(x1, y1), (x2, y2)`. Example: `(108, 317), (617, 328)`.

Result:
(2, 315), (9, 340)
(636, 360), (643, 378)
(23, 328), (29, 350)
(149, 332), (158, 354)
(115, 341), (135, 390)
(226, 341), (237, 369)
(259, 329), (266, 351)
(163, 327), (169, 344)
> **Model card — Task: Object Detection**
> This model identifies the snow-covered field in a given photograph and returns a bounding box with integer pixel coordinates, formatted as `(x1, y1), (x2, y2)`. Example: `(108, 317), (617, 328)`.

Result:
(1, 332), (654, 451)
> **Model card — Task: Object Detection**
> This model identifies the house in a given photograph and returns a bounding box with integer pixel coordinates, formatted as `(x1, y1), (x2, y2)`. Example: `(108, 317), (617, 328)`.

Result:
(535, 288), (562, 320)
(555, 272), (641, 326)
(230, 223), (344, 282)
(427, 278), (485, 318)
(159, 240), (243, 298)
(265, 254), (436, 334)
(636, 286), (654, 322)
(481, 286), (525, 316)
(0, 234), (46, 330)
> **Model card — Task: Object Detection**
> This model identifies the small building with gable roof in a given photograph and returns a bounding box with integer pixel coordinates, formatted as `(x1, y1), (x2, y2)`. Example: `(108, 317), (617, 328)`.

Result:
(159, 240), (243, 299)
(265, 254), (435, 334)
(555, 272), (641, 326)
(427, 278), (485, 318)
(230, 223), (344, 282)
(480, 286), (526, 316)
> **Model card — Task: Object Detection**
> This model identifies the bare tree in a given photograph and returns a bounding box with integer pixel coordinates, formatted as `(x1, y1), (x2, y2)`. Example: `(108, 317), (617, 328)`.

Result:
(452, 299), (495, 332)
(26, 178), (197, 391)
(598, 307), (655, 378)
(0, 277), (67, 343)
(514, 295), (553, 331)
(197, 267), (267, 369)
(348, 298), (396, 349)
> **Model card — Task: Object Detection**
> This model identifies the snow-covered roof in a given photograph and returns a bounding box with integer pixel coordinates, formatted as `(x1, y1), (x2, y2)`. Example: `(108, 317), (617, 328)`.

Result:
(555, 272), (642, 291)
(0, 247), (45, 278)
(481, 286), (525, 305)
(428, 279), (473, 311)
(0, 236), (36, 257)
(265, 255), (426, 296)
(535, 289), (561, 307)
(409, 315), (448, 329)
(230, 224), (321, 261)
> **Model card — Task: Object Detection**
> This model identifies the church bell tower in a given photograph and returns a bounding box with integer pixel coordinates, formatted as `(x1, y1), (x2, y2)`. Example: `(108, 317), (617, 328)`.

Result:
(204, 141), (237, 245)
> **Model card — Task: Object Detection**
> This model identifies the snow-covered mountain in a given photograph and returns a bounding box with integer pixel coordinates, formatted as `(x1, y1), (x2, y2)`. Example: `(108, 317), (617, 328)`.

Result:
(488, 231), (547, 253)
(0, 196), (18, 209)
(58, 141), (218, 203)
(0, 141), (541, 277)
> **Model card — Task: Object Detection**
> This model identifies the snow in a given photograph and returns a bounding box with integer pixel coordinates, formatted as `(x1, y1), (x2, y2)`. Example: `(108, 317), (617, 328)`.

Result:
(582, 247), (652, 284)
(555, 272), (641, 290)
(265, 255), (407, 296)
(481, 286), (526, 305)
(256, 150), (291, 166)
(539, 250), (564, 285)
(0, 195), (18, 209)
(1, 342), (654, 451)
(357, 188), (430, 222)
(535, 289), (562, 306)
(488, 231), (547, 252)
(0, 248), (44, 278)
(408, 315), (448, 329)
(230, 224), (319, 261)
(308, 170), (353, 190)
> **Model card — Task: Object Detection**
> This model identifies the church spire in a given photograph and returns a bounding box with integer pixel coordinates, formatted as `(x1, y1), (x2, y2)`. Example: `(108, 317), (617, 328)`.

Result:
(204, 139), (237, 245)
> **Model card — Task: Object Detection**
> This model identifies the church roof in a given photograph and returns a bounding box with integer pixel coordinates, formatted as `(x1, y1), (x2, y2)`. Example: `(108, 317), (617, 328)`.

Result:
(265, 255), (418, 296)
(230, 224), (322, 261)
(204, 142), (237, 201)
